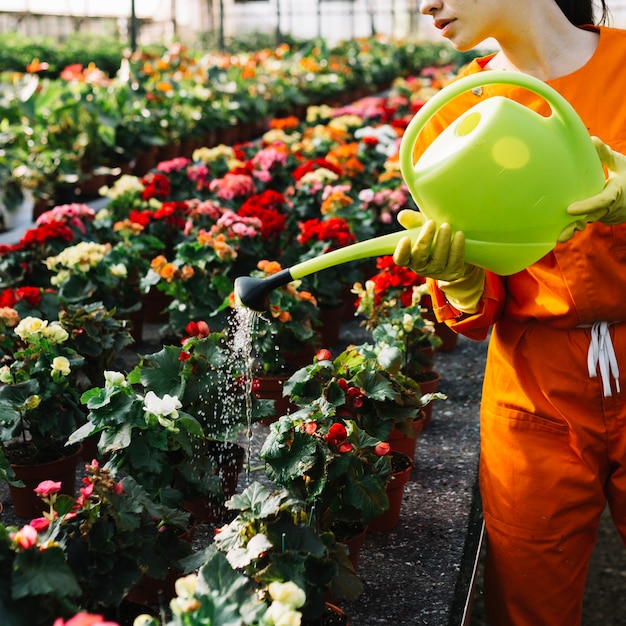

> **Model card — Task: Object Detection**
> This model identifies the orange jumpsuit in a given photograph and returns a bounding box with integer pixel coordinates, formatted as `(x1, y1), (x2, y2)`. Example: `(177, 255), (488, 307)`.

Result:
(420, 26), (626, 626)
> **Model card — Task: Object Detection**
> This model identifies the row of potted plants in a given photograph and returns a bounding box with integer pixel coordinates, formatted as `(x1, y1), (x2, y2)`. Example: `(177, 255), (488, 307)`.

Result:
(0, 58), (461, 624)
(0, 35), (476, 226)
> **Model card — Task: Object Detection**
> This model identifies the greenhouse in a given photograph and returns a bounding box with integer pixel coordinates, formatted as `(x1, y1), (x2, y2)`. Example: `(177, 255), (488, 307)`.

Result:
(1, 2), (626, 626)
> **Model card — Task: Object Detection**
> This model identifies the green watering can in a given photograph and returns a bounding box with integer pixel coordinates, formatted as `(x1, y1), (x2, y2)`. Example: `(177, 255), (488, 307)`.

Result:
(235, 70), (605, 312)
(399, 69), (605, 275)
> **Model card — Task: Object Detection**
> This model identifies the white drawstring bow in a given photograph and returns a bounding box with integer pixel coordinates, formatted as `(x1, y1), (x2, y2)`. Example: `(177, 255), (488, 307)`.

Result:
(587, 321), (621, 397)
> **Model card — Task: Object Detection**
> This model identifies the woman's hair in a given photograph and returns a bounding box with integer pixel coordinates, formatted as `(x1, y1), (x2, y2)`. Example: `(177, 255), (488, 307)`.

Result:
(555, 0), (609, 25)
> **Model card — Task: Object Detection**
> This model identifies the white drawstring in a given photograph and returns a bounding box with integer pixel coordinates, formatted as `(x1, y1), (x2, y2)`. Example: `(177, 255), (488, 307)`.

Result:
(587, 321), (621, 397)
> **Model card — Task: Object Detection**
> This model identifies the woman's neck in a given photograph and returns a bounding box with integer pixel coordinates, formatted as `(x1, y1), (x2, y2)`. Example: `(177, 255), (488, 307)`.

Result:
(487, 19), (599, 81)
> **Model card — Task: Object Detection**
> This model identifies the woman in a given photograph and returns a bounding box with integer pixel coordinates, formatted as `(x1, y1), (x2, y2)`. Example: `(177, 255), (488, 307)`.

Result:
(394, 1), (626, 624)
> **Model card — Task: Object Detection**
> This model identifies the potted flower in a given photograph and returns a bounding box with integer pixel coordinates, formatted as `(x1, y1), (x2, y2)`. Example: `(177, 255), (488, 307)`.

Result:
(0, 220), (78, 290)
(284, 345), (425, 444)
(133, 549), (270, 626)
(0, 462), (193, 625)
(0, 514), (83, 626)
(44, 240), (146, 319)
(71, 325), (272, 517)
(134, 552), (322, 626)
(260, 404), (393, 534)
(352, 255), (442, 377)
(284, 217), (361, 316)
(212, 481), (363, 623)
(0, 314), (87, 517)
(140, 203), (269, 334)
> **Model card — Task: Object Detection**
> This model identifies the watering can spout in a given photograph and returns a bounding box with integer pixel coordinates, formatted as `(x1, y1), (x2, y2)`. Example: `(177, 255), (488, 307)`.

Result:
(233, 228), (422, 312)
(234, 270), (294, 312)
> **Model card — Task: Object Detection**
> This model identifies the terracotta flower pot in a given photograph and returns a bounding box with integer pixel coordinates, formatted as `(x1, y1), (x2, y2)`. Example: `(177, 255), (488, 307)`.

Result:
(9, 443), (84, 519)
(415, 369), (442, 428)
(385, 411), (425, 460)
(368, 452), (414, 533)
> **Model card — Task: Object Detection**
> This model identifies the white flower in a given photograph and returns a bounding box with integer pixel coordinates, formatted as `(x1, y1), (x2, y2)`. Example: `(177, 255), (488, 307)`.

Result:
(268, 581), (306, 609)
(0, 365), (13, 384)
(109, 263), (128, 278)
(264, 601), (302, 626)
(15, 316), (48, 341)
(24, 395), (41, 410)
(402, 313), (414, 333)
(43, 321), (69, 344)
(133, 615), (159, 626)
(51, 356), (71, 377)
(143, 391), (182, 431)
(174, 573), (197, 599)
(104, 370), (126, 386)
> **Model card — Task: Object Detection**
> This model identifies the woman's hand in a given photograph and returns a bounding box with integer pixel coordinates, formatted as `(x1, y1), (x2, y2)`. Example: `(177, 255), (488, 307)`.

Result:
(393, 209), (485, 314)
(560, 137), (626, 242)
(392, 209), (466, 281)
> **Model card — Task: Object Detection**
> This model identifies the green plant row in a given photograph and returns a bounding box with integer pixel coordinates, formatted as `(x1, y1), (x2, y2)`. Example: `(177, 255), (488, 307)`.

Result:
(0, 35), (477, 214)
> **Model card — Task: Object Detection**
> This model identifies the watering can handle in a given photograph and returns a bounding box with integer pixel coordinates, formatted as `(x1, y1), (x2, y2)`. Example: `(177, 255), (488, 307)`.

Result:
(399, 70), (592, 180)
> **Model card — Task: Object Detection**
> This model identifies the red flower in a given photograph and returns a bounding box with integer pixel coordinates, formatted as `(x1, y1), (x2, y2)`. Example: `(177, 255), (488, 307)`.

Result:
(325, 422), (348, 446)
(128, 209), (153, 227)
(141, 172), (171, 200)
(185, 320), (210, 338)
(304, 421), (318, 435)
(297, 217), (356, 250)
(16, 286), (41, 307)
(291, 158), (342, 181)
(11, 525), (38, 549)
(0, 288), (17, 308)
(30, 517), (50, 532)
(238, 195), (287, 239)
(179, 350), (191, 362)
(336, 378), (348, 391)
(337, 441), (354, 453)
(316, 349), (332, 362)
(374, 442), (391, 456)
(18, 222), (74, 248)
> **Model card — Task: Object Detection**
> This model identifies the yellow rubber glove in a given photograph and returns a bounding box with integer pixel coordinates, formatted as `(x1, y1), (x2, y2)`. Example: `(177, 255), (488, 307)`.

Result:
(393, 209), (485, 314)
(559, 137), (626, 242)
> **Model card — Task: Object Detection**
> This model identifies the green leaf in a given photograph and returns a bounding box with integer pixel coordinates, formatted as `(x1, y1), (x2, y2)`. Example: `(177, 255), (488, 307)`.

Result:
(138, 346), (185, 397)
(12, 547), (81, 599)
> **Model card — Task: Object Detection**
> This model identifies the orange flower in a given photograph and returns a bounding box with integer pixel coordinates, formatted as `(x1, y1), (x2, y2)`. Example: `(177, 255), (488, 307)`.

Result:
(26, 58), (49, 73)
(270, 116), (300, 131)
(258, 260), (282, 275)
(180, 265), (195, 280)
(298, 291), (318, 306)
(156, 80), (173, 93)
(158, 263), (177, 281)
(151, 255), (168, 271)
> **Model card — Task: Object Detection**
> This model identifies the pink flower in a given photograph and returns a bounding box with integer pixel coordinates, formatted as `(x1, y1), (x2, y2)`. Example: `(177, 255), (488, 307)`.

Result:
(34, 480), (62, 497)
(30, 517), (51, 532)
(11, 525), (38, 549)
(53, 612), (120, 626)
